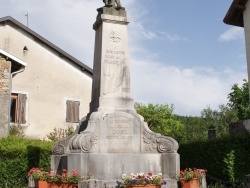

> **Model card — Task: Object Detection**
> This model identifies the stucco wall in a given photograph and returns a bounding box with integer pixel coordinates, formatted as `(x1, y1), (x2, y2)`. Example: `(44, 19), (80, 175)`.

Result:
(0, 57), (11, 137)
(244, 1), (250, 92)
(0, 24), (92, 139)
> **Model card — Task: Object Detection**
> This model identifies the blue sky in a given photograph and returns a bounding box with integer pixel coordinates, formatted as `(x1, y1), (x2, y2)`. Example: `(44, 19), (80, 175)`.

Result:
(0, 0), (247, 116)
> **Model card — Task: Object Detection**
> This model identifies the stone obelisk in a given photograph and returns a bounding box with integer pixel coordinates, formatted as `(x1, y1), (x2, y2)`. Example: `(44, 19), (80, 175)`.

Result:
(51, 3), (180, 188)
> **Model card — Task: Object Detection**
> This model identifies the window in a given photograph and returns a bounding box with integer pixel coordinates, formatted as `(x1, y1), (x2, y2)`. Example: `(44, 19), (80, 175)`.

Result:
(66, 100), (80, 123)
(10, 93), (26, 124)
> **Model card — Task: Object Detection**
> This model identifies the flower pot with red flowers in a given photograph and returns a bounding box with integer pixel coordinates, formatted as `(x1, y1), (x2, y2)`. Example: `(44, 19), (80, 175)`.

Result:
(177, 168), (207, 188)
(59, 169), (82, 188)
(180, 178), (199, 188)
(45, 169), (61, 188)
(27, 167), (48, 188)
(47, 169), (92, 188)
(28, 167), (92, 188)
(116, 172), (166, 188)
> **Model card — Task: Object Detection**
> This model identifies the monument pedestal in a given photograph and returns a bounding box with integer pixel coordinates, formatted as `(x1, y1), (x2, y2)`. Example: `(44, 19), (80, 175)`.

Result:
(51, 6), (180, 188)
(77, 179), (178, 188)
(52, 153), (179, 180)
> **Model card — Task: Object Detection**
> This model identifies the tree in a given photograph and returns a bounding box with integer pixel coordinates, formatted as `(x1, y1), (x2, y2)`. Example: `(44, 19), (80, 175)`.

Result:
(135, 103), (185, 142)
(227, 79), (250, 120)
(201, 105), (238, 138)
(175, 115), (204, 143)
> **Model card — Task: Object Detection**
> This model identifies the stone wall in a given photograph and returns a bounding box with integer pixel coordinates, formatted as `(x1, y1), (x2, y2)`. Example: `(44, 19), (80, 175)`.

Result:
(0, 57), (11, 137)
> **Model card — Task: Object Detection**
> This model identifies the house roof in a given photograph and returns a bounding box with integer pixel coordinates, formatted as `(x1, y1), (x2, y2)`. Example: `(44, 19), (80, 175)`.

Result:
(0, 16), (93, 75)
(223, 0), (248, 27)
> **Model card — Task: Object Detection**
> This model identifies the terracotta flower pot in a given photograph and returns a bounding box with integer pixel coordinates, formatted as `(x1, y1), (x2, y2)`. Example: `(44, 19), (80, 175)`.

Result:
(61, 183), (78, 188)
(68, 184), (78, 188)
(47, 182), (78, 188)
(180, 178), (200, 188)
(35, 180), (48, 188)
(47, 182), (62, 188)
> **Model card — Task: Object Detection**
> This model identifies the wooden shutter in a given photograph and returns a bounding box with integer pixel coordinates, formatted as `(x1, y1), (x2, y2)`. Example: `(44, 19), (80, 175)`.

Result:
(17, 93), (26, 124)
(66, 100), (74, 123)
(73, 101), (80, 123)
(66, 100), (80, 123)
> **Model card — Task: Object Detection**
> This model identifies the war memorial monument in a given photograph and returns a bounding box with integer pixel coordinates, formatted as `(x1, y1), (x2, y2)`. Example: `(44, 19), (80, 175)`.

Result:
(51, 1), (180, 187)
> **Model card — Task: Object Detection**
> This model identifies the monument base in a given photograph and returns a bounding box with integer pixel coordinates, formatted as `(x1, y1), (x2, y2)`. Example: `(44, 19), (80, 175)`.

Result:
(78, 179), (178, 188)
(51, 110), (180, 187)
(51, 153), (179, 187)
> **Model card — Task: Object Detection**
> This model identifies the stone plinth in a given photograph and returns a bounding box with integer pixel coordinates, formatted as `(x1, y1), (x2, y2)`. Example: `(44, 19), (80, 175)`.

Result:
(78, 179), (178, 188)
(51, 6), (180, 187)
(0, 57), (11, 137)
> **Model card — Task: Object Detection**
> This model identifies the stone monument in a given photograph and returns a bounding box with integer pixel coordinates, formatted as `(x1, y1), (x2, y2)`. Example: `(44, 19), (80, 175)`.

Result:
(51, 2), (180, 187)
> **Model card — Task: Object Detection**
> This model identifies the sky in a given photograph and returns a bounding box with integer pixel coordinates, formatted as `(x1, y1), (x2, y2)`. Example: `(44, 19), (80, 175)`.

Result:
(0, 0), (248, 116)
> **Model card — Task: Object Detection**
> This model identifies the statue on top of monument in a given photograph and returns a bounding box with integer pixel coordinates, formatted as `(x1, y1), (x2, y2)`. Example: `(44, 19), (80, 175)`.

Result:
(103, 0), (124, 9)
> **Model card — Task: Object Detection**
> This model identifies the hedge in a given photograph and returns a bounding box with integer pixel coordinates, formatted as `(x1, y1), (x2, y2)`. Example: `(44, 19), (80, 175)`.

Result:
(0, 136), (53, 187)
(178, 134), (250, 186)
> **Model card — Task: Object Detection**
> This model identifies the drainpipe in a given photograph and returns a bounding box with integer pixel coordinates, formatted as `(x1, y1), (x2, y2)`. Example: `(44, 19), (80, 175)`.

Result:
(7, 65), (25, 133)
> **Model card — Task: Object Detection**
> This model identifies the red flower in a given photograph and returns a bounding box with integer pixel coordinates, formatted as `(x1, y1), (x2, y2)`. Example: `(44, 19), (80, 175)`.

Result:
(72, 170), (78, 176)
(148, 172), (153, 176)
(63, 169), (67, 173)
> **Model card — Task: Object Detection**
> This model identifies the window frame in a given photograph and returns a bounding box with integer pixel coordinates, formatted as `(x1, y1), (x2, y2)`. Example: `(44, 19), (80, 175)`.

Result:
(10, 93), (27, 124)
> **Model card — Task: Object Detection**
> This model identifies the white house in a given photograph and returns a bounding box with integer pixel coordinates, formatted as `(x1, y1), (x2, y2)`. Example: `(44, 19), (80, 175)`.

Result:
(0, 16), (92, 139)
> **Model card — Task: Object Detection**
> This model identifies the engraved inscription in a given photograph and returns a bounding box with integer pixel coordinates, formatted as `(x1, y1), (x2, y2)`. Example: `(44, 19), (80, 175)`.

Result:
(104, 50), (125, 66)
(103, 48), (130, 95)
(109, 31), (121, 43)
(106, 117), (132, 140)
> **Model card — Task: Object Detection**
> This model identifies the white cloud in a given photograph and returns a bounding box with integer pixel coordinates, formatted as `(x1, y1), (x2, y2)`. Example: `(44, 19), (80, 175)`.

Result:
(158, 31), (190, 42)
(131, 59), (246, 116)
(129, 21), (157, 41)
(219, 27), (244, 42)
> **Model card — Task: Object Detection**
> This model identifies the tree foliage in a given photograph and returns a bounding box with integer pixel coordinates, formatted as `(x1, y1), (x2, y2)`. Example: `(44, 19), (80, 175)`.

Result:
(227, 79), (250, 120)
(200, 105), (238, 138)
(175, 115), (206, 143)
(135, 103), (185, 142)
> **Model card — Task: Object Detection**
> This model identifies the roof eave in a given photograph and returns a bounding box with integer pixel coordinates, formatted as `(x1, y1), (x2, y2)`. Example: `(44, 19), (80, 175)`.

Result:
(223, 0), (248, 27)
(0, 48), (27, 67)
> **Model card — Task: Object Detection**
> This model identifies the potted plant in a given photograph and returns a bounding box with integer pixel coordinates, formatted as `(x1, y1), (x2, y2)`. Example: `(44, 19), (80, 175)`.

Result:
(46, 169), (61, 188)
(59, 169), (82, 188)
(28, 167), (92, 188)
(116, 172), (166, 188)
(47, 169), (92, 188)
(27, 167), (48, 188)
(178, 168), (207, 188)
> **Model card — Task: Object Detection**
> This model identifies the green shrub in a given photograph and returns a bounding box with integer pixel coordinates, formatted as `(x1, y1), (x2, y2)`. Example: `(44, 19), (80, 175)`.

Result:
(179, 134), (250, 187)
(0, 136), (53, 187)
